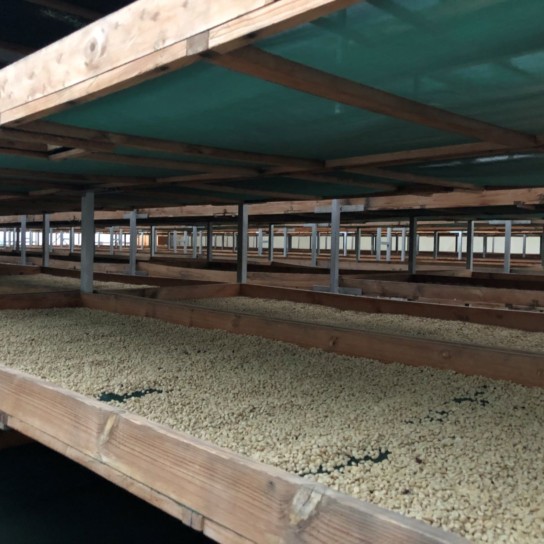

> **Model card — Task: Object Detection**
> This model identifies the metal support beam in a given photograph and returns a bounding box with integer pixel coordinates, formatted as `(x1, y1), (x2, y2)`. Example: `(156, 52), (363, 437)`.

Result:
(150, 226), (156, 257)
(375, 227), (382, 262)
(457, 231), (463, 260)
(283, 227), (288, 257)
(400, 228), (406, 262)
(80, 191), (95, 294)
(109, 227), (115, 255)
(482, 235), (487, 258)
(355, 227), (361, 262)
(522, 234), (527, 258)
(207, 223), (213, 262)
(19, 215), (26, 266)
(257, 228), (263, 257)
(504, 220), (512, 274)
(311, 224), (318, 267)
(69, 227), (75, 254)
(540, 228), (544, 269)
(237, 204), (248, 284)
(408, 217), (417, 275)
(268, 224), (274, 262)
(466, 220), (474, 271)
(173, 230), (178, 254)
(385, 227), (392, 262)
(192, 227), (198, 259)
(129, 210), (137, 276)
(433, 231), (439, 259)
(42, 213), (50, 268)
(329, 199), (341, 294)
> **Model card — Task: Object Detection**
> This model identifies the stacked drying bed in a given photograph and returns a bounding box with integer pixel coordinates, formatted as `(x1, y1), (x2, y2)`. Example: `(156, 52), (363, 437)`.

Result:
(1, 308), (543, 543)
(181, 296), (544, 353)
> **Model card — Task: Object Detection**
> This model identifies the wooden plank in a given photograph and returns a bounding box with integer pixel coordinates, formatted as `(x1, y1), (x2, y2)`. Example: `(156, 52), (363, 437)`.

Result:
(0, 367), (467, 544)
(210, 47), (537, 147)
(0, 0), (359, 125)
(239, 284), (544, 332)
(138, 261), (237, 282)
(144, 283), (241, 300)
(83, 293), (544, 387)
(341, 277), (544, 308)
(0, 291), (82, 310)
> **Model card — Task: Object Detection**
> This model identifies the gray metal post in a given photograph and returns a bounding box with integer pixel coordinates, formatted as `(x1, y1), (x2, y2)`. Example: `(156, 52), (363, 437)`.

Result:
(329, 199), (341, 293)
(109, 227), (115, 255)
(540, 228), (544, 268)
(482, 235), (487, 258)
(457, 231), (463, 260)
(237, 204), (248, 284)
(311, 224), (318, 267)
(207, 222), (213, 262)
(129, 210), (137, 276)
(268, 224), (274, 262)
(466, 220), (474, 271)
(522, 234), (527, 258)
(355, 227), (361, 262)
(400, 227), (406, 262)
(151, 226), (156, 257)
(375, 227), (382, 261)
(386, 227), (392, 262)
(283, 227), (288, 257)
(80, 191), (95, 294)
(433, 231), (439, 259)
(343, 232), (348, 257)
(408, 217), (417, 275)
(20, 215), (27, 266)
(183, 231), (188, 254)
(257, 228), (263, 257)
(173, 230), (178, 254)
(192, 226), (198, 259)
(69, 227), (75, 254)
(42, 214), (50, 267)
(118, 229), (123, 251)
(504, 221), (512, 274)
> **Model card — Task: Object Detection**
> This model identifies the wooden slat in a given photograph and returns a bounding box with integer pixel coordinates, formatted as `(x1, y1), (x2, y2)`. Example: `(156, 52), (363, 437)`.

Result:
(210, 47), (537, 147)
(240, 284), (544, 332)
(0, 367), (467, 544)
(84, 293), (544, 386)
(0, 0), (359, 125)
(0, 291), (82, 310)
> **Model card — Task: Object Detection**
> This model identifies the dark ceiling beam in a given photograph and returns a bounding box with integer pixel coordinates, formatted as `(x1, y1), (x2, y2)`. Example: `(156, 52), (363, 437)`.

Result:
(208, 46), (538, 148)
(24, 0), (103, 21)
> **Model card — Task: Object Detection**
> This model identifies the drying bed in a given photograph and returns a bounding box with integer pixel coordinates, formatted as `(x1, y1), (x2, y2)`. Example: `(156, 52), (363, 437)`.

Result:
(180, 296), (544, 354)
(0, 307), (542, 543)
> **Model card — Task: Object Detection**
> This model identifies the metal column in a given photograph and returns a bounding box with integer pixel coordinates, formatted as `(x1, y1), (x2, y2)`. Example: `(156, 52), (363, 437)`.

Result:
(207, 223), (213, 262)
(150, 226), (156, 257)
(80, 191), (95, 294)
(504, 220), (512, 274)
(268, 224), (274, 262)
(457, 231), (463, 260)
(311, 224), (318, 267)
(466, 220), (474, 271)
(283, 227), (288, 257)
(129, 210), (137, 276)
(109, 227), (115, 255)
(375, 227), (382, 261)
(522, 234), (527, 258)
(173, 230), (178, 254)
(540, 228), (544, 268)
(69, 227), (75, 254)
(42, 213), (50, 268)
(20, 215), (27, 266)
(385, 227), (392, 262)
(408, 217), (417, 275)
(329, 199), (341, 294)
(482, 235), (487, 258)
(257, 228), (263, 257)
(237, 204), (248, 284)
(355, 227), (361, 262)
(400, 227), (406, 262)
(433, 231), (439, 259)
(192, 227), (198, 259)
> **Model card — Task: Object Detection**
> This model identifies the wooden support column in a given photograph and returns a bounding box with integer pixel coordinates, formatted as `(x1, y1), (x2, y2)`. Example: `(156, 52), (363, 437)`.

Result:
(42, 213), (50, 267)
(330, 199), (341, 294)
(408, 217), (417, 275)
(466, 220), (474, 271)
(504, 221), (512, 274)
(311, 224), (318, 267)
(129, 210), (137, 276)
(207, 223), (213, 262)
(19, 215), (26, 266)
(80, 191), (95, 294)
(237, 204), (248, 284)
(268, 224), (274, 262)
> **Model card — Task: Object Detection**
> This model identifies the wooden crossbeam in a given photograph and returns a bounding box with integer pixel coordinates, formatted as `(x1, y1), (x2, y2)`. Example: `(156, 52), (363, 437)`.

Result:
(209, 46), (538, 148)
(0, 0), (360, 125)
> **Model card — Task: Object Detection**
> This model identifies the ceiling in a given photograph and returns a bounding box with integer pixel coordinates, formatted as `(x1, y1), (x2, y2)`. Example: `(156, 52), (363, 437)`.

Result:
(1, 0), (544, 219)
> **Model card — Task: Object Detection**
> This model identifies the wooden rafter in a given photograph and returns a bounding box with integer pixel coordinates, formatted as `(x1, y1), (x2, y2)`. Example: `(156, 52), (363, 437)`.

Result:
(0, 0), (360, 125)
(209, 46), (538, 148)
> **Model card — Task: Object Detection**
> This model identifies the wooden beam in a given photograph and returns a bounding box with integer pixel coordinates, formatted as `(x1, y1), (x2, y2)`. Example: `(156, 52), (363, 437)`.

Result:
(23, 121), (323, 169)
(85, 293), (544, 387)
(24, 0), (103, 21)
(0, 291), (82, 310)
(209, 47), (538, 148)
(0, 366), (467, 544)
(347, 167), (478, 190)
(0, 0), (360, 125)
(290, 173), (395, 191)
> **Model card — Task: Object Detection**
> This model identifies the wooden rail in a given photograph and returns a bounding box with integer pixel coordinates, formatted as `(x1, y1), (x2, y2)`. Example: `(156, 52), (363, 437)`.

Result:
(0, 367), (467, 544)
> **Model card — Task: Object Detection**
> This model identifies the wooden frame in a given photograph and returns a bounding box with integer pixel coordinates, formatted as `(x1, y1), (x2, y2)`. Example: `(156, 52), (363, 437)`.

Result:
(0, 366), (467, 544)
